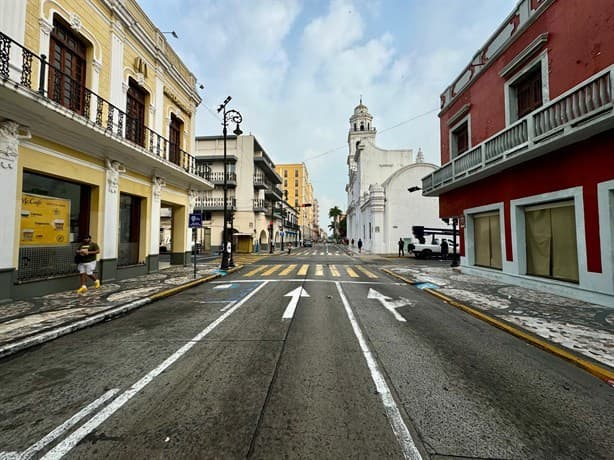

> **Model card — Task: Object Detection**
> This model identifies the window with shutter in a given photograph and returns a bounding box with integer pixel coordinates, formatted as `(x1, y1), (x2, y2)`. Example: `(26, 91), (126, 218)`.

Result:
(48, 19), (86, 114)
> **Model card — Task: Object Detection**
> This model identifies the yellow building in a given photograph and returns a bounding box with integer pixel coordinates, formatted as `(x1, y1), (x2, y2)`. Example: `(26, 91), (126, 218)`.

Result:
(275, 163), (317, 242)
(0, 0), (212, 300)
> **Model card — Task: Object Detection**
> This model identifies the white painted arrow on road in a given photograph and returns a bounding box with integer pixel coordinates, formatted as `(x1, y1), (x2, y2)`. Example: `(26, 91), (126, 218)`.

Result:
(282, 287), (310, 319)
(367, 288), (410, 322)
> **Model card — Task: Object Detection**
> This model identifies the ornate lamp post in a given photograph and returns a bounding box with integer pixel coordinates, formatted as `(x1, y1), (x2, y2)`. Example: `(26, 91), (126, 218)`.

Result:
(217, 96), (242, 270)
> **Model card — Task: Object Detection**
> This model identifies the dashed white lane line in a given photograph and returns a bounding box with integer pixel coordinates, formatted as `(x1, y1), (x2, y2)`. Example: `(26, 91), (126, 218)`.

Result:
(41, 281), (269, 460)
(335, 282), (422, 460)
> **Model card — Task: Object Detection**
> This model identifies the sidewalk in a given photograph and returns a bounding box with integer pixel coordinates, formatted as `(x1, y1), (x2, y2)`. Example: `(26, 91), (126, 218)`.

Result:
(347, 246), (614, 384)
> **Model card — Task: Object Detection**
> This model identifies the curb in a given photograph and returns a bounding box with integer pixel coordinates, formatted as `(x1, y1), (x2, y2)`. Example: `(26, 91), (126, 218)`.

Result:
(0, 266), (242, 360)
(381, 268), (614, 385)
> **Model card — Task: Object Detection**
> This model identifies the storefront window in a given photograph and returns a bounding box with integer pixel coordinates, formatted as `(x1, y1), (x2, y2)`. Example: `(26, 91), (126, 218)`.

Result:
(118, 193), (142, 266)
(18, 171), (91, 281)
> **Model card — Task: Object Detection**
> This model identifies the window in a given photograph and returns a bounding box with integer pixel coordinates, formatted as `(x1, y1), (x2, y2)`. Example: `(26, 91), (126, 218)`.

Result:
(118, 193), (142, 266)
(451, 121), (469, 157)
(126, 79), (147, 147)
(514, 64), (542, 119)
(284, 179), (288, 187)
(48, 19), (86, 114)
(294, 179), (298, 187)
(169, 114), (183, 166)
(525, 201), (578, 282)
(295, 170), (298, 177)
(294, 188), (298, 197)
(473, 212), (502, 269)
(284, 170), (288, 177)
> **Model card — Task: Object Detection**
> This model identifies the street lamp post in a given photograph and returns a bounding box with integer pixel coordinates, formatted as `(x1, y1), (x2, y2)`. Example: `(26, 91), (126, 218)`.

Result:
(217, 96), (242, 271)
(451, 217), (459, 268)
(280, 190), (288, 251)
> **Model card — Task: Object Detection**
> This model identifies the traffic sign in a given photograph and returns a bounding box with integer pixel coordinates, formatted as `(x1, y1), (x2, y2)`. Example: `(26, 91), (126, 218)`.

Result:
(189, 213), (202, 228)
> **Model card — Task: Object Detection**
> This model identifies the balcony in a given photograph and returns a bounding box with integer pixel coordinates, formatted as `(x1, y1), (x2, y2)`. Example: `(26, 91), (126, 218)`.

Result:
(253, 198), (267, 212)
(264, 182), (284, 201)
(0, 31), (211, 189)
(205, 171), (237, 187)
(196, 197), (236, 211)
(423, 66), (614, 196)
(253, 173), (267, 189)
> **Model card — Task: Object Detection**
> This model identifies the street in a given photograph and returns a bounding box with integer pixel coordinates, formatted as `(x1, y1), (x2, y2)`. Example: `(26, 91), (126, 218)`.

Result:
(1, 243), (612, 459)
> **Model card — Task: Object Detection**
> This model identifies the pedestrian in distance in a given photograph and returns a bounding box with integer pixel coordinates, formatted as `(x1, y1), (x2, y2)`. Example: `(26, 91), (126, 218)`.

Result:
(357, 238), (363, 253)
(398, 238), (405, 257)
(351, 238), (355, 246)
(75, 234), (100, 294)
(440, 239), (449, 260)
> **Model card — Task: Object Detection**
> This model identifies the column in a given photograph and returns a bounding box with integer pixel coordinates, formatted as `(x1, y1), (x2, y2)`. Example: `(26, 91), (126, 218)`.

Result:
(100, 159), (124, 281)
(109, 20), (125, 108)
(148, 176), (165, 272)
(0, 121), (30, 299)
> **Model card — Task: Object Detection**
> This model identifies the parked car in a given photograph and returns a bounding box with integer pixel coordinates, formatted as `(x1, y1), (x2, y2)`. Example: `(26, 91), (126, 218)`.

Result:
(303, 240), (313, 247)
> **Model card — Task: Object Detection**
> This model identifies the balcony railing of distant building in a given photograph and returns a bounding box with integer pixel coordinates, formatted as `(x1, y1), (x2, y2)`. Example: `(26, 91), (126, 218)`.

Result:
(0, 31), (209, 180)
(253, 173), (267, 189)
(205, 171), (237, 186)
(196, 197), (236, 210)
(253, 198), (267, 211)
(422, 66), (613, 195)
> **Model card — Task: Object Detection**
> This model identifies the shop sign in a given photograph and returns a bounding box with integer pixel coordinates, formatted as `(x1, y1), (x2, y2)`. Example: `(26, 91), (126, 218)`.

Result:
(20, 193), (70, 246)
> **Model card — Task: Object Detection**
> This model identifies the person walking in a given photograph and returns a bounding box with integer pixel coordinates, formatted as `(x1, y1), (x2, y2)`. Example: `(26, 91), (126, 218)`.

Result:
(398, 238), (405, 257)
(75, 235), (100, 294)
(357, 238), (363, 253)
(440, 239), (449, 260)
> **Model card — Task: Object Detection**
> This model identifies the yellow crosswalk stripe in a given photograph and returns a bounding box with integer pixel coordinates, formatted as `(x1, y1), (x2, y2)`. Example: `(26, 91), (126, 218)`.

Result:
(345, 266), (359, 278)
(280, 264), (297, 276)
(245, 265), (268, 276)
(263, 265), (282, 276)
(356, 265), (378, 278)
(314, 264), (324, 276)
(298, 264), (309, 275)
(330, 265), (340, 277)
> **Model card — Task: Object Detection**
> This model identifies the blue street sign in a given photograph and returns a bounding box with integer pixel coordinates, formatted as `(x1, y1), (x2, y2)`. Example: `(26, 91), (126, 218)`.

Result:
(189, 213), (202, 228)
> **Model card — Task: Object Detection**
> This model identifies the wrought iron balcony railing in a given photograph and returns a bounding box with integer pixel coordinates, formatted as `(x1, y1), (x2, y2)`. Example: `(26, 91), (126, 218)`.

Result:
(0, 31), (209, 180)
(422, 66), (613, 195)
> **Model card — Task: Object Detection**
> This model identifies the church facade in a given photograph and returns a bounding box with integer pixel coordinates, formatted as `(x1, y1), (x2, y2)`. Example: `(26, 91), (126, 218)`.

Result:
(345, 101), (445, 254)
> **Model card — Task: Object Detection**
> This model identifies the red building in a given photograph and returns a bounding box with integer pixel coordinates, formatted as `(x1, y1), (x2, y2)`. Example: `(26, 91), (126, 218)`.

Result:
(423, 0), (614, 307)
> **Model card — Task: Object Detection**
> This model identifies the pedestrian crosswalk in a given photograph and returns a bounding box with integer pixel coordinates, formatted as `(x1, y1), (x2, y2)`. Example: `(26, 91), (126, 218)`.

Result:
(240, 264), (378, 279)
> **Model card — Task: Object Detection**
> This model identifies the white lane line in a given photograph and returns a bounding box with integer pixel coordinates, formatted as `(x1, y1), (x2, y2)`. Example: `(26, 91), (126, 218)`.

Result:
(20, 389), (120, 460)
(335, 282), (422, 460)
(41, 281), (269, 460)
(220, 301), (236, 312)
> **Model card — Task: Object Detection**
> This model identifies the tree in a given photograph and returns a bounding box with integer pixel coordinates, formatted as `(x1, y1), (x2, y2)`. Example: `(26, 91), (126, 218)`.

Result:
(328, 206), (343, 240)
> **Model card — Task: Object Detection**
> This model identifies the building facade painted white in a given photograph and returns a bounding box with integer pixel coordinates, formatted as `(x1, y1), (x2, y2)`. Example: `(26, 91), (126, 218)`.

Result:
(346, 101), (446, 254)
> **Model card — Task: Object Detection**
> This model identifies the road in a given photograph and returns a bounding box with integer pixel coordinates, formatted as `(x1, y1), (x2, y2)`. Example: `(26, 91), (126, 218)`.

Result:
(0, 243), (612, 459)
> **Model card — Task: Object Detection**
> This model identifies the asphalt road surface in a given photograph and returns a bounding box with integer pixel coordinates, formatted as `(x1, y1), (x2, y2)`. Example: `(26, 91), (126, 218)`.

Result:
(1, 243), (612, 459)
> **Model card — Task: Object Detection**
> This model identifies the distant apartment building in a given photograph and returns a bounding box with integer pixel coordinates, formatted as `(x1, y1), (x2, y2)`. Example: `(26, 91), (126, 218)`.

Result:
(423, 0), (614, 306)
(194, 135), (292, 252)
(0, 0), (210, 301)
(276, 163), (316, 242)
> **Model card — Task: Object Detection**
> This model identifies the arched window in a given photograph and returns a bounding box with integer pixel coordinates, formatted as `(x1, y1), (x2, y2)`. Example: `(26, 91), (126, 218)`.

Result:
(360, 122), (364, 131)
(354, 123), (357, 131)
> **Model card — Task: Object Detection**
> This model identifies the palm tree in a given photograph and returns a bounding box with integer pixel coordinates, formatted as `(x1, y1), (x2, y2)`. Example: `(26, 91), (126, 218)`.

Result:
(328, 206), (343, 240)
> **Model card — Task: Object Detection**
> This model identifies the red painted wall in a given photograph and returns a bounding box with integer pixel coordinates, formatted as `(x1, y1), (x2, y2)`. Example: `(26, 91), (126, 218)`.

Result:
(439, 0), (614, 164)
(439, 131), (614, 272)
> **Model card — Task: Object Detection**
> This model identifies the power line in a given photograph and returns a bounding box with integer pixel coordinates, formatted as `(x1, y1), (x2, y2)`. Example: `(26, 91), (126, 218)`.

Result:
(304, 107), (439, 162)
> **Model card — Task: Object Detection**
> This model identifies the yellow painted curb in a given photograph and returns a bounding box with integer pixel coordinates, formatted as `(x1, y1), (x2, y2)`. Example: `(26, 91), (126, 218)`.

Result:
(149, 266), (242, 301)
(382, 268), (614, 383)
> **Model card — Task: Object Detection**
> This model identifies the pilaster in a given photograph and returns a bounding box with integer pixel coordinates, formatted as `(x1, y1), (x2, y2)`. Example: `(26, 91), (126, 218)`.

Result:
(0, 121), (29, 270)
(149, 176), (165, 256)
(102, 160), (124, 261)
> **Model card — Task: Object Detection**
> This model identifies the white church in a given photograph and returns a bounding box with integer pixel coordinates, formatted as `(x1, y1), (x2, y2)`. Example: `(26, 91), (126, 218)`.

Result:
(345, 100), (447, 254)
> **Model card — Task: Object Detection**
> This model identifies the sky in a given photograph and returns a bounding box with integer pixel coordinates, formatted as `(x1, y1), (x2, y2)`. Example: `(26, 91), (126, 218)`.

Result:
(139, 0), (518, 231)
